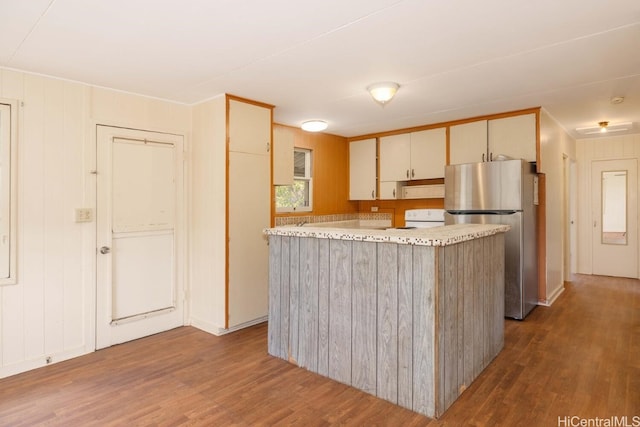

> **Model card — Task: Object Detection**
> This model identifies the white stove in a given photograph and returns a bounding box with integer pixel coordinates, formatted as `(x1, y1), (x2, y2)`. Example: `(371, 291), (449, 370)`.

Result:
(404, 209), (446, 228)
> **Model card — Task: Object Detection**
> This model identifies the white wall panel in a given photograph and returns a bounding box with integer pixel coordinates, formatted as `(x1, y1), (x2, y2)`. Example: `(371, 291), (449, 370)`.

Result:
(20, 73), (46, 363)
(44, 76), (66, 356)
(189, 97), (227, 334)
(90, 87), (190, 133)
(539, 109), (576, 303)
(62, 80), (87, 351)
(0, 68), (190, 378)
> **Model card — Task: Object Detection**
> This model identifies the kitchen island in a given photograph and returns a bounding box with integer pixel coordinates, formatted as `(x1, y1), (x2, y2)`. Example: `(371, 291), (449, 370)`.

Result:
(264, 223), (509, 418)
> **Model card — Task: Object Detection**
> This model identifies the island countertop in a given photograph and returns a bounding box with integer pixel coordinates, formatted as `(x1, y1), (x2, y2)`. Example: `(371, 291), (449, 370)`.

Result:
(264, 223), (509, 246)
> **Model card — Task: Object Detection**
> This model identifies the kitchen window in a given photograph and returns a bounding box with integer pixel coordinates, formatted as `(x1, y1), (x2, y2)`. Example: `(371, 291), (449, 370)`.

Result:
(275, 148), (313, 212)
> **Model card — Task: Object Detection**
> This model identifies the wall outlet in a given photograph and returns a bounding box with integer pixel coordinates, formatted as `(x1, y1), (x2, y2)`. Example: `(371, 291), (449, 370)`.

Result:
(371, 206), (379, 212)
(75, 208), (93, 223)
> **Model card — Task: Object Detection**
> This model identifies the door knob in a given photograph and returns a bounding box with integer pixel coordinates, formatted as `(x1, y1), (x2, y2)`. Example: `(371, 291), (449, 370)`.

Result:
(100, 246), (111, 254)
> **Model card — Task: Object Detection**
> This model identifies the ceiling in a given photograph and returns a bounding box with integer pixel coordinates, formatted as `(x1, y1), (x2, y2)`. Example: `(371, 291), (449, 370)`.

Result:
(1, 0), (639, 139)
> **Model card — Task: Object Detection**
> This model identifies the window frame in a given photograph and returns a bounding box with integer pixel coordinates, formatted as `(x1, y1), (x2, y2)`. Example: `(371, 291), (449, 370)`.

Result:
(275, 148), (313, 213)
(0, 99), (18, 285)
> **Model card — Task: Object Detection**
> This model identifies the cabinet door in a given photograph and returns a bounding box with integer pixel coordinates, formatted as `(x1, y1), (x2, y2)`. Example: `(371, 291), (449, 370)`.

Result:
(349, 138), (377, 200)
(228, 99), (271, 155)
(410, 127), (446, 179)
(379, 181), (402, 200)
(228, 100), (271, 328)
(379, 133), (410, 181)
(449, 120), (487, 165)
(488, 113), (536, 162)
(273, 126), (294, 185)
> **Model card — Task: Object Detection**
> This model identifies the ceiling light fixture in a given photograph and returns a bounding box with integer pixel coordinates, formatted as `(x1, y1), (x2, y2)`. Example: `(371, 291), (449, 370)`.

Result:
(301, 120), (328, 132)
(576, 121), (633, 135)
(610, 96), (625, 105)
(367, 82), (400, 106)
(599, 121), (609, 133)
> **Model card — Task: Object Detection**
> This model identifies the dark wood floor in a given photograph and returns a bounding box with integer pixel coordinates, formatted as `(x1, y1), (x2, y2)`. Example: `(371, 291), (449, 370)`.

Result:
(0, 274), (638, 426)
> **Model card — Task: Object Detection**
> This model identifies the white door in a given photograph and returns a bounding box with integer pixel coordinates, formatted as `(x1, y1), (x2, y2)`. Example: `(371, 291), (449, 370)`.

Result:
(591, 158), (638, 278)
(96, 126), (185, 349)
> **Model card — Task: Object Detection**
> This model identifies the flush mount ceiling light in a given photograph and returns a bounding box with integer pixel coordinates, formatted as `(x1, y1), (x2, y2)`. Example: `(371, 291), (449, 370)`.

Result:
(301, 120), (328, 132)
(599, 121), (609, 133)
(367, 82), (400, 106)
(576, 121), (633, 135)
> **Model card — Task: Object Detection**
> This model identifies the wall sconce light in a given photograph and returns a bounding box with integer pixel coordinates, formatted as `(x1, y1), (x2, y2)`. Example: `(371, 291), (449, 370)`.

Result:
(301, 120), (328, 132)
(367, 82), (400, 106)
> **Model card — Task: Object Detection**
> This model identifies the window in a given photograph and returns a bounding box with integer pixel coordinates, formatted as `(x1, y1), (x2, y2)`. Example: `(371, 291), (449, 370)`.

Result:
(275, 148), (313, 212)
(0, 100), (17, 285)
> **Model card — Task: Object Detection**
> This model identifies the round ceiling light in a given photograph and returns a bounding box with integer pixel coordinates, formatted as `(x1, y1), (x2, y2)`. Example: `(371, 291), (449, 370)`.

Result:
(301, 120), (328, 132)
(367, 82), (400, 105)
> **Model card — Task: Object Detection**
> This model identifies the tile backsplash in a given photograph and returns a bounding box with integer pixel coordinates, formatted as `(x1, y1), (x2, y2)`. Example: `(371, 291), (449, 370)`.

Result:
(275, 212), (392, 227)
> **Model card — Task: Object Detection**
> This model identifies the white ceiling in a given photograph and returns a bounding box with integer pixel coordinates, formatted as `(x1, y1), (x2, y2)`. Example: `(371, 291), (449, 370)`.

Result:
(1, 0), (639, 138)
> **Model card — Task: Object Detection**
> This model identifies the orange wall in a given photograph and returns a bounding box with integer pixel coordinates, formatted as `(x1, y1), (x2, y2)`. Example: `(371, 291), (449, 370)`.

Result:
(272, 124), (446, 226)
(273, 124), (358, 217)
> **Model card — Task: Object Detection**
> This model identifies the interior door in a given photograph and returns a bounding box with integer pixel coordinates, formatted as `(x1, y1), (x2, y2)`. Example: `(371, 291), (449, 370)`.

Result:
(96, 126), (185, 349)
(591, 158), (638, 278)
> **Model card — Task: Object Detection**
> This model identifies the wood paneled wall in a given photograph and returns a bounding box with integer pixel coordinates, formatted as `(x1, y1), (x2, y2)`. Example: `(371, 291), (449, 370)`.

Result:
(273, 124), (358, 217)
(0, 68), (190, 379)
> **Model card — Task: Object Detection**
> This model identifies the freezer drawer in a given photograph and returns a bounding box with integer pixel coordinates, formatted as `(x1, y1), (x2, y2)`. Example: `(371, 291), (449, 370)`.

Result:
(445, 212), (537, 319)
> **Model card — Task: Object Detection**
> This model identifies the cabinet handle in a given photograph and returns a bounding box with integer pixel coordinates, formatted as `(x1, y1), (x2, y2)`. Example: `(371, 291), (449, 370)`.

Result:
(393, 188), (396, 198)
(266, 142), (270, 152)
(490, 152), (493, 161)
(482, 153), (485, 162)
(411, 169), (415, 178)
(406, 169), (409, 178)
(371, 190), (375, 199)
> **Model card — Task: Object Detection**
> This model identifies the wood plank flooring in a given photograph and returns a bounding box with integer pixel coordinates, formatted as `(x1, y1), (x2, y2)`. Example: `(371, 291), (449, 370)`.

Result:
(0, 274), (638, 426)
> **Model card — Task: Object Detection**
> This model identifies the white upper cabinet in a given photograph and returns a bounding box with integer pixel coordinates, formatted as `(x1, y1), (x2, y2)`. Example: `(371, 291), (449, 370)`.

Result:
(349, 138), (377, 200)
(228, 99), (271, 155)
(488, 113), (536, 162)
(449, 120), (488, 165)
(273, 126), (294, 185)
(450, 113), (537, 165)
(410, 128), (446, 179)
(379, 133), (410, 181)
(380, 127), (446, 182)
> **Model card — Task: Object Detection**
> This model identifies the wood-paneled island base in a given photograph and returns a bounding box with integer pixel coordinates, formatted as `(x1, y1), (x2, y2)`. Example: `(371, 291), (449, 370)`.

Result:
(264, 223), (509, 419)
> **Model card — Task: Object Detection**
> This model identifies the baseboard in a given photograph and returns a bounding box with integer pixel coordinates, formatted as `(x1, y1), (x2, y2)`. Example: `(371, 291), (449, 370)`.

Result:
(0, 346), (91, 379)
(190, 315), (268, 336)
(189, 316), (225, 336)
(538, 283), (565, 307)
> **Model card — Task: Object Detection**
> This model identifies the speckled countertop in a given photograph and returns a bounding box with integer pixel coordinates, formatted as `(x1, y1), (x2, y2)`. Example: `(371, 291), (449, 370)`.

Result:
(264, 223), (510, 247)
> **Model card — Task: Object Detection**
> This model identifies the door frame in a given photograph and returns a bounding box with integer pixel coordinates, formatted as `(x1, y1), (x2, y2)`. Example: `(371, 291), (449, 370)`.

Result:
(89, 123), (188, 350)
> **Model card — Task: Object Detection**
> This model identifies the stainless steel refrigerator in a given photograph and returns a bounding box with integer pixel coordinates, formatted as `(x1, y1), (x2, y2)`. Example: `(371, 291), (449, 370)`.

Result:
(444, 159), (538, 319)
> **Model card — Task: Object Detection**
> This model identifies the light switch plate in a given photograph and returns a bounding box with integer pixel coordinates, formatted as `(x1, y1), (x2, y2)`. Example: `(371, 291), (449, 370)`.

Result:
(75, 208), (93, 223)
